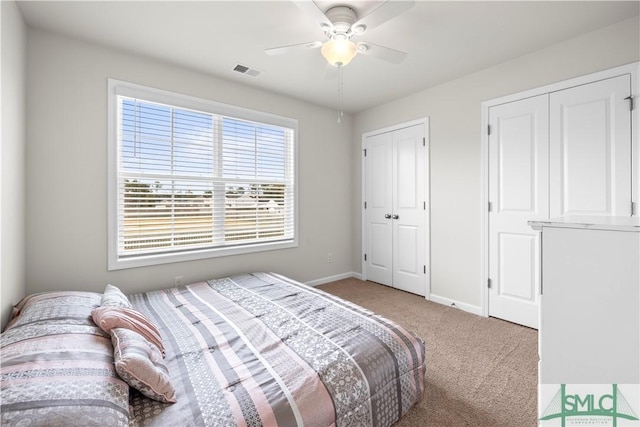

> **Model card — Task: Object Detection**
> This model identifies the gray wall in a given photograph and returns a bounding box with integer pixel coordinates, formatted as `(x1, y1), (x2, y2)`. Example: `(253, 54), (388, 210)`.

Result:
(1, 1), (27, 330)
(25, 29), (354, 296)
(352, 17), (640, 311)
(10, 9), (640, 321)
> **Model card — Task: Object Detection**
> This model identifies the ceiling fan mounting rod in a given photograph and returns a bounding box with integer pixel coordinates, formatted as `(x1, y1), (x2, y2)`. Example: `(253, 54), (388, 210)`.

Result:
(324, 5), (359, 39)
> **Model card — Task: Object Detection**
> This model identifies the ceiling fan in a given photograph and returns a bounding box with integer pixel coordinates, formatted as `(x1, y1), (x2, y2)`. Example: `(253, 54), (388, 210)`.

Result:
(265, 1), (415, 67)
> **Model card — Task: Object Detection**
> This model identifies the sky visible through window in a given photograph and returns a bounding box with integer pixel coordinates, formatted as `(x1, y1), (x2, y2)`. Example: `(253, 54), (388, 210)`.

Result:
(120, 98), (287, 187)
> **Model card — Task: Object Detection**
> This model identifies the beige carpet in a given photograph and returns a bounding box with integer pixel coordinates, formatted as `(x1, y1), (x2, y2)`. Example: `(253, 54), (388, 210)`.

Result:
(318, 278), (538, 427)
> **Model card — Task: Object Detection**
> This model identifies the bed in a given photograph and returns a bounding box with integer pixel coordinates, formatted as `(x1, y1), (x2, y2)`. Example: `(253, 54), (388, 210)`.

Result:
(1, 272), (425, 426)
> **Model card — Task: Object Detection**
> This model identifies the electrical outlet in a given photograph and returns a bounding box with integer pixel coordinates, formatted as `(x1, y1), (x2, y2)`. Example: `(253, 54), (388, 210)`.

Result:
(327, 253), (333, 263)
(174, 276), (183, 287)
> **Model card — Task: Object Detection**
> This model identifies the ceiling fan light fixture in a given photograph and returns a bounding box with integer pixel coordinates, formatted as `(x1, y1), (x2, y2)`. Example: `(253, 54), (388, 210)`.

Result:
(321, 38), (357, 67)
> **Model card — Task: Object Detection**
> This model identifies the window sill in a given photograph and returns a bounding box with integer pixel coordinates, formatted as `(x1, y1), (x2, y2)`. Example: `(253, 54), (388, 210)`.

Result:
(108, 239), (298, 271)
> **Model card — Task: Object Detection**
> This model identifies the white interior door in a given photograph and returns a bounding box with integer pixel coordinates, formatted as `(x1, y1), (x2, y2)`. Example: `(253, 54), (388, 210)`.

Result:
(489, 95), (549, 329)
(364, 123), (427, 296)
(488, 74), (632, 329)
(550, 75), (632, 217)
(364, 131), (393, 287)
(392, 124), (426, 296)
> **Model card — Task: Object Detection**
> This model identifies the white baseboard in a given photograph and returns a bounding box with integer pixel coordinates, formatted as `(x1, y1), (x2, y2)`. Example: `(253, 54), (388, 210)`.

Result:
(305, 271), (361, 287)
(307, 276), (484, 317)
(429, 293), (484, 316)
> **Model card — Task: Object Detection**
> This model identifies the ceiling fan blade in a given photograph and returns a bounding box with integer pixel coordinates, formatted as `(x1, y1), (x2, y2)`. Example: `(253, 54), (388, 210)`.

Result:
(265, 41), (322, 56)
(293, 1), (334, 32)
(356, 42), (407, 64)
(351, 0), (415, 33)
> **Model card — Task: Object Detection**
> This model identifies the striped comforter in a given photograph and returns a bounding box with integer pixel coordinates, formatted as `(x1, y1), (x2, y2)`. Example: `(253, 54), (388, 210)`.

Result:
(129, 272), (426, 426)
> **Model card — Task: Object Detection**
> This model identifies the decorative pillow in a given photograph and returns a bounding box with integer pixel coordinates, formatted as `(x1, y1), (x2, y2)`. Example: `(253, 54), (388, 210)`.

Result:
(111, 327), (176, 403)
(5, 291), (102, 331)
(92, 306), (165, 356)
(101, 284), (133, 309)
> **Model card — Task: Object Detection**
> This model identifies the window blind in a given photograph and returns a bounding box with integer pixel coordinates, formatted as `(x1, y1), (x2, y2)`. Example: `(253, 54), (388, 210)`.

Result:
(115, 94), (295, 262)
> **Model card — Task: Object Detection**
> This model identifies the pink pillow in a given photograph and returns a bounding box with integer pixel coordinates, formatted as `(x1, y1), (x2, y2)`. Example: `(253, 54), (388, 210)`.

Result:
(101, 284), (132, 309)
(92, 306), (164, 356)
(111, 327), (176, 403)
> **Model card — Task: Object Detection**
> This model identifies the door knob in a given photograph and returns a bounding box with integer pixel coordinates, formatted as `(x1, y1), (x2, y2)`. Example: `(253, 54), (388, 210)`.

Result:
(392, 214), (399, 219)
(384, 214), (392, 219)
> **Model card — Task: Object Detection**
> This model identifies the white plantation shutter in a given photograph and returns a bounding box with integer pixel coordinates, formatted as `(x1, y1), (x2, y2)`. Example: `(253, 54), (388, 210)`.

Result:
(108, 80), (297, 269)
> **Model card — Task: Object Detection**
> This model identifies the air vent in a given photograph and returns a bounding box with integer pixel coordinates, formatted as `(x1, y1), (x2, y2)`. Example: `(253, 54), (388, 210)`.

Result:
(233, 63), (262, 77)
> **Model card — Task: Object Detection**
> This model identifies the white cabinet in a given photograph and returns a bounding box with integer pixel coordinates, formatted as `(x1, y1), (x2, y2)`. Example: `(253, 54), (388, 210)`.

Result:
(362, 121), (428, 296)
(530, 216), (640, 385)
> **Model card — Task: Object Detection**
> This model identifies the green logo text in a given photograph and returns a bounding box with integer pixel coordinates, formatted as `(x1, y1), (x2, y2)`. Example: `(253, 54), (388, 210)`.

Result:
(541, 384), (638, 427)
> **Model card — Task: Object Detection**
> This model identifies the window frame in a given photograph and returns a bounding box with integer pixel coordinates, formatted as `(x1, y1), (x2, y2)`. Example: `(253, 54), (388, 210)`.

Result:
(107, 79), (298, 270)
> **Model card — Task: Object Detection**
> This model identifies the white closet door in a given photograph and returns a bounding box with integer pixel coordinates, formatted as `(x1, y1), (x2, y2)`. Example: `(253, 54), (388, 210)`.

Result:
(364, 131), (393, 286)
(550, 75), (632, 217)
(364, 123), (427, 296)
(392, 124), (426, 296)
(488, 95), (549, 329)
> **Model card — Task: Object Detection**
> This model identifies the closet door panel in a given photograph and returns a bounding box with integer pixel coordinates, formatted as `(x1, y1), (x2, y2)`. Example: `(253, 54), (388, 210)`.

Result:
(498, 233), (536, 301)
(368, 141), (391, 209)
(488, 94), (549, 329)
(364, 132), (393, 286)
(396, 224), (419, 275)
(500, 113), (537, 212)
(392, 124), (426, 296)
(550, 75), (632, 217)
(396, 138), (418, 209)
(369, 223), (392, 270)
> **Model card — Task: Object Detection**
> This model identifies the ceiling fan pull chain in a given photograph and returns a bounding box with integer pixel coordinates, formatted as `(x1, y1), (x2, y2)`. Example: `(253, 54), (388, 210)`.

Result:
(338, 66), (344, 123)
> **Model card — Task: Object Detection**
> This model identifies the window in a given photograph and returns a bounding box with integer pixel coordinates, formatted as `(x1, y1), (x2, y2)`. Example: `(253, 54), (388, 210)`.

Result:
(108, 80), (297, 270)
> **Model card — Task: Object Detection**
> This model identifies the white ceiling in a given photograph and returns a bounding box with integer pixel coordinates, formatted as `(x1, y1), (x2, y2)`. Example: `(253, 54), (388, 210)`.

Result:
(16, 1), (640, 113)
